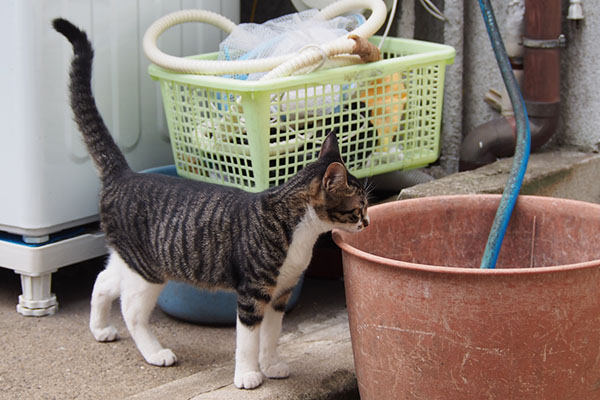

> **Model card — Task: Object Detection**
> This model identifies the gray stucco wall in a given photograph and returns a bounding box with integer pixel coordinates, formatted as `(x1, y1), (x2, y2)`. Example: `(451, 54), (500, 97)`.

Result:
(462, 0), (514, 137)
(397, 0), (600, 172)
(559, 4), (600, 151)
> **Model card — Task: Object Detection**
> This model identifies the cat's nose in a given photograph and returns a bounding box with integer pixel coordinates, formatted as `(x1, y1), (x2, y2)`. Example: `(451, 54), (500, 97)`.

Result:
(362, 216), (370, 228)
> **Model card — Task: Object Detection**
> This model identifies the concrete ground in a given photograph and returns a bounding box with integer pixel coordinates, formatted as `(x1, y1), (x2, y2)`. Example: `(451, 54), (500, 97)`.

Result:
(0, 258), (358, 400)
(3, 150), (597, 400)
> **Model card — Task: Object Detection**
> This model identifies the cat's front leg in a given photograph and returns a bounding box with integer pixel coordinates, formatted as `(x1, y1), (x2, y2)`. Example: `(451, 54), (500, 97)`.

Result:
(259, 296), (291, 379)
(234, 315), (264, 389)
(234, 294), (270, 389)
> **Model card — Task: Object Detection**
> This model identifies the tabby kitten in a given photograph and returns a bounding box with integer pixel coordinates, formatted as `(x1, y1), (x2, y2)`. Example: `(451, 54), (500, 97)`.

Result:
(53, 18), (369, 389)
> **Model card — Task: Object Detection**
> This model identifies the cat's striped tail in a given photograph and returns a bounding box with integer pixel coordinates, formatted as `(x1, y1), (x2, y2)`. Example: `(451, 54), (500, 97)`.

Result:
(53, 18), (130, 181)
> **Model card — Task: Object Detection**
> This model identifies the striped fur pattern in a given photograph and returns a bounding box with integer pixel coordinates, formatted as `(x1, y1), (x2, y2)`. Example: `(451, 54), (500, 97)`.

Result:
(53, 18), (369, 390)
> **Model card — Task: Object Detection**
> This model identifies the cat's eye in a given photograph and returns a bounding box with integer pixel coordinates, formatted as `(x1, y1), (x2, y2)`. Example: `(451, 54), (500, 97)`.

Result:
(347, 209), (360, 222)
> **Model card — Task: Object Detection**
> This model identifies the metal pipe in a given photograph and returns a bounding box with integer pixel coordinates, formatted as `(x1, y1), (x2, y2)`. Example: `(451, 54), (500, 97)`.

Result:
(369, 169), (433, 193)
(459, 117), (516, 171)
(459, 102), (558, 171)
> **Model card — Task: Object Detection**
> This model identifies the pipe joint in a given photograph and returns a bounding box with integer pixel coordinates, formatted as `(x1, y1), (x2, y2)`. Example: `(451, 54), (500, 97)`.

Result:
(525, 101), (560, 118)
(526, 101), (560, 149)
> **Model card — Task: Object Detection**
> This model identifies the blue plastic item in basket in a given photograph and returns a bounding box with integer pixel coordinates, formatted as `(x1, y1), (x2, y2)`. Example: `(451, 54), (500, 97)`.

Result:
(143, 165), (304, 325)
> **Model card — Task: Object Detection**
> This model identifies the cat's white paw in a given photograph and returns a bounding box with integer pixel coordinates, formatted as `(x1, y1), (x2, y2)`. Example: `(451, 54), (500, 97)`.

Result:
(234, 371), (264, 389)
(147, 349), (177, 367)
(261, 360), (290, 379)
(91, 326), (118, 342)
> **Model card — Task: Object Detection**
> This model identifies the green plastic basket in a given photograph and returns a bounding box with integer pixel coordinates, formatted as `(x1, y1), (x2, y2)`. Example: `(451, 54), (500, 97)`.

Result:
(149, 36), (455, 192)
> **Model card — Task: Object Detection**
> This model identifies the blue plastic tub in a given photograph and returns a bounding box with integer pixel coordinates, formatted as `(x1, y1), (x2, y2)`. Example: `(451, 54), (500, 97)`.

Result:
(157, 276), (304, 325)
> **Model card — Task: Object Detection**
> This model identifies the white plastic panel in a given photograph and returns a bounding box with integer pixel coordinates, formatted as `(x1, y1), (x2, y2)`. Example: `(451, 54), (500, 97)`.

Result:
(0, 0), (240, 236)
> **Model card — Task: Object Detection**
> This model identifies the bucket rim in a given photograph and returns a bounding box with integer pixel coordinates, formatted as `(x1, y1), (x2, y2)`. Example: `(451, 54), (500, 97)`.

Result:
(332, 194), (600, 276)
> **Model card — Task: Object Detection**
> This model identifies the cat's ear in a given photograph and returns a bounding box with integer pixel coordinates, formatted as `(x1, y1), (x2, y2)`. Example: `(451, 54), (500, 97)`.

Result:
(318, 131), (342, 161)
(322, 162), (350, 195)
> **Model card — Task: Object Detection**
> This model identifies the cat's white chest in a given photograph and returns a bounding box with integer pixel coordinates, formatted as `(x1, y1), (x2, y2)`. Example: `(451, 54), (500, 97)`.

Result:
(274, 206), (330, 296)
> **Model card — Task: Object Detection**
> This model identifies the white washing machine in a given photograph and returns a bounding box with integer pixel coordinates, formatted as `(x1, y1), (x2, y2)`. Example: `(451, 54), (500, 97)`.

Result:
(0, 0), (240, 316)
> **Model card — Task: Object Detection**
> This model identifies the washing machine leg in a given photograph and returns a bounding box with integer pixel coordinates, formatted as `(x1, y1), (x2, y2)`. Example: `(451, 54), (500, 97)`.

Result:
(16, 272), (58, 316)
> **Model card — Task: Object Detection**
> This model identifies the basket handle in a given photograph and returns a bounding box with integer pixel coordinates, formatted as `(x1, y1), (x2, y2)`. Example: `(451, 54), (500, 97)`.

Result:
(143, 0), (388, 77)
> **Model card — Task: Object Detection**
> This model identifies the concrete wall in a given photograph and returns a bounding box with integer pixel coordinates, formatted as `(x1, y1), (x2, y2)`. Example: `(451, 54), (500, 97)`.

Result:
(462, 0), (515, 138)
(559, 2), (600, 150)
(396, 0), (600, 172)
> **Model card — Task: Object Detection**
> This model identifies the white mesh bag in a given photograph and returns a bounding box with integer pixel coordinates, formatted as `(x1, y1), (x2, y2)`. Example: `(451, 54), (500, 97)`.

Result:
(218, 9), (364, 80)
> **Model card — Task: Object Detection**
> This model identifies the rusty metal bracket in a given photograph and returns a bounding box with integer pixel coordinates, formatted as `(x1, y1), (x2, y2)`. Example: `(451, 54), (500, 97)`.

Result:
(522, 34), (566, 49)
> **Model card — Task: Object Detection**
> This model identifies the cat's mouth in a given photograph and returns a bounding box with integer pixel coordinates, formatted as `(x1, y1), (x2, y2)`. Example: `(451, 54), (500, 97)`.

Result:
(339, 216), (370, 233)
(355, 214), (370, 232)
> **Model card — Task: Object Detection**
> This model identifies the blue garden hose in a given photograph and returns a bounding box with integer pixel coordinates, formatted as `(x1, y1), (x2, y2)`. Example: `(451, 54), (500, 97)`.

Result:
(477, 0), (531, 269)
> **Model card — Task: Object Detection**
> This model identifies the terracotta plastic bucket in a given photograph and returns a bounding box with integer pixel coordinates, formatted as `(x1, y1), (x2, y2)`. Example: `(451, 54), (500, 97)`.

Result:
(333, 195), (600, 400)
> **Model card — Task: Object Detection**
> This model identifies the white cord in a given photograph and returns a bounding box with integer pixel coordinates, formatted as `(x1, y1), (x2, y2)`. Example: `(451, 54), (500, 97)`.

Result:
(376, 0), (447, 52)
(298, 44), (329, 73)
(419, 0), (448, 22)
(378, 0), (399, 50)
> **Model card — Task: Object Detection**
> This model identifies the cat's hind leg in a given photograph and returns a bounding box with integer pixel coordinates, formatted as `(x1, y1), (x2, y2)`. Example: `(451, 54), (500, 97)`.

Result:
(119, 258), (176, 367)
(90, 250), (122, 342)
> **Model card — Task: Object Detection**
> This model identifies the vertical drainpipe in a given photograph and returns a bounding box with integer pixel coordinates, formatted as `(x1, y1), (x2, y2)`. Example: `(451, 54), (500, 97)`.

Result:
(459, 0), (563, 171)
(522, 0), (562, 148)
